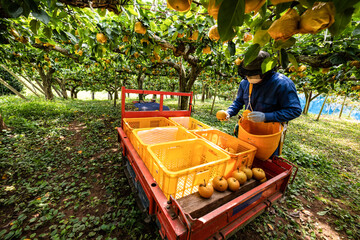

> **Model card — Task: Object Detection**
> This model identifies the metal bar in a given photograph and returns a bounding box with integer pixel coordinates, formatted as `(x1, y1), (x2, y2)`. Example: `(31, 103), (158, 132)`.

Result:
(277, 157), (298, 185)
(159, 95), (164, 112)
(219, 192), (283, 238)
(189, 92), (193, 112)
(122, 111), (190, 118)
(123, 88), (192, 97)
(121, 86), (126, 127)
(170, 196), (192, 240)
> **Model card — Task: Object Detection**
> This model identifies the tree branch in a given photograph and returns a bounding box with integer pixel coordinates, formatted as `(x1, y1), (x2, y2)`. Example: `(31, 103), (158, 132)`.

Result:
(295, 53), (359, 68)
(32, 43), (79, 62)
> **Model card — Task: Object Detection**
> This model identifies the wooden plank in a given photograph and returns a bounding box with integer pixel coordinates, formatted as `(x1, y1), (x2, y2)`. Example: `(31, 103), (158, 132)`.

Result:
(177, 179), (259, 219)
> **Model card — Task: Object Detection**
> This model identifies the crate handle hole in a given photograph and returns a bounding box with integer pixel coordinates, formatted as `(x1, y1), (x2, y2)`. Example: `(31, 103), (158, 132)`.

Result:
(151, 183), (157, 187)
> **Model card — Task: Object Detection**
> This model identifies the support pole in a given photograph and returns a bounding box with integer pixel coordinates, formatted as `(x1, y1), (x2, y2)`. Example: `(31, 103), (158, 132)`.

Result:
(0, 64), (40, 97)
(0, 76), (27, 99)
(316, 94), (328, 121)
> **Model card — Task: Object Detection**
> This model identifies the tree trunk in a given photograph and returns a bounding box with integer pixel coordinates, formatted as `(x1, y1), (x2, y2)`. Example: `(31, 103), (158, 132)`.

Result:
(137, 70), (144, 101)
(178, 66), (202, 110)
(201, 83), (206, 102)
(38, 66), (55, 100)
(303, 89), (312, 115)
(179, 74), (188, 110)
(170, 83), (175, 99)
(0, 114), (7, 131)
(74, 91), (79, 99)
(70, 87), (78, 99)
(114, 90), (118, 107)
(0, 76), (27, 99)
(210, 92), (217, 115)
(55, 78), (68, 99)
(316, 94), (328, 121)
(113, 72), (119, 107)
(210, 82), (218, 115)
(339, 95), (346, 118)
(108, 92), (113, 100)
(91, 92), (95, 100)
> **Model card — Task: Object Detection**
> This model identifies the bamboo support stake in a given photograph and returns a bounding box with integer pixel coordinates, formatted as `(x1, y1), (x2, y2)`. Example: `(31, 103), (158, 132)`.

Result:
(19, 73), (45, 95)
(339, 95), (347, 118)
(0, 76), (27, 99)
(316, 94), (328, 121)
(52, 85), (62, 98)
(0, 64), (40, 97)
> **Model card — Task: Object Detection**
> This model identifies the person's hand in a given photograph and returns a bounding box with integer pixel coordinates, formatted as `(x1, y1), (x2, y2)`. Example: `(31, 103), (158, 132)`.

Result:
(216, 110), (230, 121)
(247, 111), (265, 122)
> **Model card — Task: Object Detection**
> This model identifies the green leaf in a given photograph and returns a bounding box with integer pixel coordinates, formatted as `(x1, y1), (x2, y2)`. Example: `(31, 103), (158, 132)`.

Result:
(30, 19), (40, 34)
(67, 32), (77, 43)
(97, 8), (107, 17)
(317, 210), (329, 216)
(227, 41), (235, 56)
(275, 2), (292, 17)
(171, 32), (178, 41)
(280, 49), (289, 69)
(218, 0), (244, 42)
(273, 37), (296, 50)
(0, 230), (7, 237)
(329, 54), (347, 65)
(126, 6), (138, 16)
(57, 10), (67, 19)
(261, 57), (277, 73)
(150, 21), (157, 31)
(164, 19), (172, 26)
(43, 27), (52, 39)
(32, 9), (50, 24)
(243, 44), (261, 67)
(329, 8), (354, 36)
(352, 23), (360, 36)
(253, 29), (270, 47)
(333, 0), (359, 13)
(200, 0), (209, 9)
(288, 53), (298, 69)
(8, 4), (23, 18)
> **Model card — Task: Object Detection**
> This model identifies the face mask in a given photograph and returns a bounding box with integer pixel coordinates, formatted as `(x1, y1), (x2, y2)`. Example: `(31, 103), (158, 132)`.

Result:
(247, 75), (262, 84)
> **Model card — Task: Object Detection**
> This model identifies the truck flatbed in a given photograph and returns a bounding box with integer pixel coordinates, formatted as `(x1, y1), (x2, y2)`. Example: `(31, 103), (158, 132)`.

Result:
(117, 87), (298, 240)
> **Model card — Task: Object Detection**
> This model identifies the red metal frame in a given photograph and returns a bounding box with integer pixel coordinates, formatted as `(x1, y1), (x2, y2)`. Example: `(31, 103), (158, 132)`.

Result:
(121, 87), (193, 124)
(117, 88), (297, 240)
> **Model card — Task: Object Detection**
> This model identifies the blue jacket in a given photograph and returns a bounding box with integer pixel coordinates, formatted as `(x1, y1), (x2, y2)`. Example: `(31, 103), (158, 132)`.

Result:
(227, 71), (302, 122)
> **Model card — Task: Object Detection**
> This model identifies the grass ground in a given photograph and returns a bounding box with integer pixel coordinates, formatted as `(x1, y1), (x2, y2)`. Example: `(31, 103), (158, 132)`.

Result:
(0, 95), (359, 240)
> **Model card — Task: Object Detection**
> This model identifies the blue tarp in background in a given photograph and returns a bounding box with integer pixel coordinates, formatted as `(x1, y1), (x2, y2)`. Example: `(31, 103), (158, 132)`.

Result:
(298, 94), (360, 121)
(133, 102), (170, 111)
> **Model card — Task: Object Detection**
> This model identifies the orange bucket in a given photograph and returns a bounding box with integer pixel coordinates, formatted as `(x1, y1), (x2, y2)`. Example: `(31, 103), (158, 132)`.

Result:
(237, 119), (283, 160)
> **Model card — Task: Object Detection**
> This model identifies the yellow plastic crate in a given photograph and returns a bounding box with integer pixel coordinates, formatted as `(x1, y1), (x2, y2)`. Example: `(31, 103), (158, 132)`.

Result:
(193, 129), (257, 178)
(169, 117), (212, 131)
(131, 127), (197, 167)
(123, 117), (176, 141)
(147, 139), (230, 199)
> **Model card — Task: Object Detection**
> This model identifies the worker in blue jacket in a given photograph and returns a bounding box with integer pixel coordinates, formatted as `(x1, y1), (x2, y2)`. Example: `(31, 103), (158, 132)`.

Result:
(217, 51), (302, 155)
